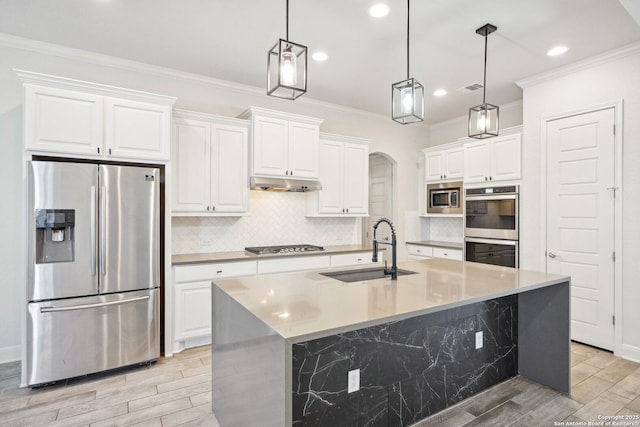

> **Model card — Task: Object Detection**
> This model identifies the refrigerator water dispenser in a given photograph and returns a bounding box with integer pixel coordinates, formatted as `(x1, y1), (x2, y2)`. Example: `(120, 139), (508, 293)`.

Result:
(35, 209), (75, 263)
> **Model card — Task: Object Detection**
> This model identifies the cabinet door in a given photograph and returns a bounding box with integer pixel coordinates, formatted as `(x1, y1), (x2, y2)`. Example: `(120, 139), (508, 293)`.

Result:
(252, 116), (289, 176)
(24, 85), (103, 156)
(343, 143), (369, 214)
(172, 119), (211, 212)
(211, 124), (249, 213)
(424, 151), (444, 182)
(317, 140), (345, 214)
(174, 281), (212, 340)
(463, 140), (491, 183)
(490, 134), (521, 181)
(288, 122), (319, 178)
(105, 98), (171, 161)
(444, 147), (464, 179)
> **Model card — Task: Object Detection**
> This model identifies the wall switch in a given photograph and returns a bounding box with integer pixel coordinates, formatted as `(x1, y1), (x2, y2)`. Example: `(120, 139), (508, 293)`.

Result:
(475, 331), (483, 349)
(347, 369), (360, 393)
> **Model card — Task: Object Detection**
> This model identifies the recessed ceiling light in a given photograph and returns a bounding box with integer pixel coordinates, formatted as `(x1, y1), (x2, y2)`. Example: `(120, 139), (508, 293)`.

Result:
(312, 51), (328, 62)
(369, 3), (390, 18)
(433, 89), (447, 97)
(547, 45), (569, 57)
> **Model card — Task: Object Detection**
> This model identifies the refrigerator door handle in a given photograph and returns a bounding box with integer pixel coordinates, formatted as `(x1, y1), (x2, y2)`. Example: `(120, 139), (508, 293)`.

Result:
(90, 186), (97, 276)
(99, 186), (106, 276)
(40, 295), (150, 313)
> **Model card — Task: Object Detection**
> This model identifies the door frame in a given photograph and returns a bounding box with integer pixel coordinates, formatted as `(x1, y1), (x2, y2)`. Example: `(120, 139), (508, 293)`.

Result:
(363, 152), (397, 246)
(539, 100), (623, 354)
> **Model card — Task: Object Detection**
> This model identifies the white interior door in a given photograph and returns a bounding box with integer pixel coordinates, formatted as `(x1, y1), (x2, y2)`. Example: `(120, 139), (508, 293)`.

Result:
(364, 154), (393, 246)
(546, 107), (615, 350)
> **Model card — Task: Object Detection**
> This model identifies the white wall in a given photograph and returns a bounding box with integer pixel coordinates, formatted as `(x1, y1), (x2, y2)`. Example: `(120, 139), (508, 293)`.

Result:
(518, 44), (640, 361)
(0, 36), (429, 360)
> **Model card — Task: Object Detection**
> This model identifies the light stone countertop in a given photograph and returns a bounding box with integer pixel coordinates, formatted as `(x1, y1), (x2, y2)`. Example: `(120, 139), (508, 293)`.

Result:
(406, 240), (464, 250)
(172, 245), (379, 265)
(212, 259), (569, 342)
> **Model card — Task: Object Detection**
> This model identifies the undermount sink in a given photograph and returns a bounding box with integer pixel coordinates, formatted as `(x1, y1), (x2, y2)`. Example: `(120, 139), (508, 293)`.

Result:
(320, 267), (417, 283)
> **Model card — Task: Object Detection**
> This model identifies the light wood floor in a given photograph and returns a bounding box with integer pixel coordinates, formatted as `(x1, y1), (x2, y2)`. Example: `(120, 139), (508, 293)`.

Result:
(0, 342), (638, 426)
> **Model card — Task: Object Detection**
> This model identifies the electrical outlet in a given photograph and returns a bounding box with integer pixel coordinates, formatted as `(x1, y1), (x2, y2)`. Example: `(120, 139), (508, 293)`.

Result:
(347, 369), (360, 393)
(475, 331), (483, 349)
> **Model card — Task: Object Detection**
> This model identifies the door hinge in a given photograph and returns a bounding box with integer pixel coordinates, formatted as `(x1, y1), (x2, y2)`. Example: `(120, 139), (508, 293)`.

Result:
(613, 251), (616, 262)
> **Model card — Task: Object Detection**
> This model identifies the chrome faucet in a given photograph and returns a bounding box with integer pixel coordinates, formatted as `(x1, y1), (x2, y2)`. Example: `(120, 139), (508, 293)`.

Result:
(372, 217), (397, 280)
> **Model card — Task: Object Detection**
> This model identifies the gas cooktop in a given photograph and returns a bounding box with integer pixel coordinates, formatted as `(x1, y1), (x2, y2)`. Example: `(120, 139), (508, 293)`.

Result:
(244, 244), (325, 255)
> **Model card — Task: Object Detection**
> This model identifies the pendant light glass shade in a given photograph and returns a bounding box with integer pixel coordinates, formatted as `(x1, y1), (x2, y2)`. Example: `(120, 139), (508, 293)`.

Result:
(469, 103), (499, 138)
(469, 23), (499, 138)
(392, 0), (424, 124)
(267, 39), (307, 99)
(392, 78), (424, 124)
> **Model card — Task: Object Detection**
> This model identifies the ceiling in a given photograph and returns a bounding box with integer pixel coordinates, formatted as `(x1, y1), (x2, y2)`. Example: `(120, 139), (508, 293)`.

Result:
(1, 0), (639, 124)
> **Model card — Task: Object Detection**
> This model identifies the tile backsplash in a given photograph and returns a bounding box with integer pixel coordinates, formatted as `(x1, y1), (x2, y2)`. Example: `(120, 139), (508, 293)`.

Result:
(172, 191), (360, 254)
(426, 217), (464, 242)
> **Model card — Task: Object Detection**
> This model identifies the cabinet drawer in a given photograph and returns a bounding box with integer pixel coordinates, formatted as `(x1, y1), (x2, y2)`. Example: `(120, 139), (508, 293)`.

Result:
(406, 245), (433, 257)
(174, 260), (256, 283)
(432, 247), (463, 260)
(331, 252), (375, 268)
(258, 256), (330, 275)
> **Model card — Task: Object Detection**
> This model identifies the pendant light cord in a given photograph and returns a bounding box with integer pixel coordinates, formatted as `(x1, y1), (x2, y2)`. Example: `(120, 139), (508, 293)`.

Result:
(285, 0), (289, 40)
(406, 0), (410, 79)
(482, 33), (488, 105)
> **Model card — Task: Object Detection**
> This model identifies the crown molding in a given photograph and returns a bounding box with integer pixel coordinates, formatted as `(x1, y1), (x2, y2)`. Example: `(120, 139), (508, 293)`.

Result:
(172, 108), (249, 127)
(319, 132), (370, 145)
(0, 32), (420, 125)
(15, 69), (177, 105)
(515, 41), (640, 89)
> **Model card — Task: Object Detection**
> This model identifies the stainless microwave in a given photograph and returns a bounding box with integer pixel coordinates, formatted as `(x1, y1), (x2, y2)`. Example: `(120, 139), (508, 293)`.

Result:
(427, 181), (463, 214)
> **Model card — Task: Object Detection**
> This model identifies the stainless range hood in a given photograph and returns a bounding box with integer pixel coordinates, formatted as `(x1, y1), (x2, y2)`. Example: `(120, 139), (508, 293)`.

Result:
(250, 176), (322, 192)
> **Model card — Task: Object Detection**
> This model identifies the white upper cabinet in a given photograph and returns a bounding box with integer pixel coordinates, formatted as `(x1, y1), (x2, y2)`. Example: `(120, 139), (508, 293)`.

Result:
(18, 70), (176, 161)
(172, 111), (249, 215)
(307, 134), (369, 216)
(463, 133), (521, 183)
(241, 107), (323, 179)
(423, 143), (464, 182)
(104, 98), (171, 160)
(24, 85), (104, 156)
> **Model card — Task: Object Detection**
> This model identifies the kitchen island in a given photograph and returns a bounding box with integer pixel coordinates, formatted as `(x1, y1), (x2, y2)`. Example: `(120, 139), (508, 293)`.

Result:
(211, 259), (570, 426)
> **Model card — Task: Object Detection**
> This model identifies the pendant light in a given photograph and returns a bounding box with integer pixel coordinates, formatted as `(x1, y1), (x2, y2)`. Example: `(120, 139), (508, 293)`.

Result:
(392, 0), (424, 124)
(468, 23), (499, 138)
(267, 0), (307, 100)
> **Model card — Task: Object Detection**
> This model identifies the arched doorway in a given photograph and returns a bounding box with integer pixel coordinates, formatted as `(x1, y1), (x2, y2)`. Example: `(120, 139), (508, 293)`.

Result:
(363, 152), (396, 246)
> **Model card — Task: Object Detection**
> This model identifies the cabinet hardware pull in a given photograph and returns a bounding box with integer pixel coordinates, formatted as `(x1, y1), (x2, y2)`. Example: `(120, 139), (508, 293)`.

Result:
(97, 147), (100, 154)
(217, 270), (223, 274)
(489, 176), (492, 181)
(485, 176), (488, 181)
(212, 206), (215, 211)
(109, 148), (112, 155)
(206, 206), (209, 211)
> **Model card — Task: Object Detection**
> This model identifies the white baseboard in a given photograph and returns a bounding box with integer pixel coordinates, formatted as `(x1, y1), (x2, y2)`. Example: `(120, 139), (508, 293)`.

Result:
(0, 345), (21, 364)
(617, 343), (640, 364)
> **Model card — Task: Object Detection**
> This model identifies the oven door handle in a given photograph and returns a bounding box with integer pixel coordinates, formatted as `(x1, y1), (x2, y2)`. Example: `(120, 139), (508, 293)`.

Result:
(465, 237), (518, 246)
(465, 194), (517, 201)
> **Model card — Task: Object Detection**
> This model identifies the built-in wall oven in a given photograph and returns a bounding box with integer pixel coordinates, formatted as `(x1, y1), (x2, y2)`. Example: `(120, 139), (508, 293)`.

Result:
(464, 185), (519, 268)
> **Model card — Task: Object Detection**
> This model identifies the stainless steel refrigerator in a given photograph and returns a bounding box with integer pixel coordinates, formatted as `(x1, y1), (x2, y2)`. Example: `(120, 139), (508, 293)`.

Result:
(27, 160), (160, 386)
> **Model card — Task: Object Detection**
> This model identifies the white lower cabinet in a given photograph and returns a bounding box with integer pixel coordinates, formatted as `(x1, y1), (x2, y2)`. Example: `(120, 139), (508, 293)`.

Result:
(258, 256), (331, 275)
(433, 247), (463, 260)
(406, 244), (463, 261)
(173, 261), (256, 352)
(330, 252), (380, 268)
(406, 244), (433, 260)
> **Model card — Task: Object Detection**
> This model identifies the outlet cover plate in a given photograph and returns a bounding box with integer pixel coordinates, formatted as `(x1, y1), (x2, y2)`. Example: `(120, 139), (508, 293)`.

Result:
(348, 369), (360, 393)
(475, 331), (483, 349)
